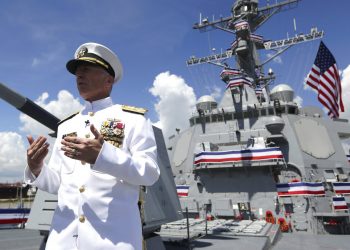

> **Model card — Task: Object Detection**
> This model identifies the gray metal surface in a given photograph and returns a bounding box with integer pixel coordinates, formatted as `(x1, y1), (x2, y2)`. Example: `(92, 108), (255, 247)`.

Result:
(0, 229), (45, 250)
(294, 118), (335, 158)
(273, 234), (350, 250)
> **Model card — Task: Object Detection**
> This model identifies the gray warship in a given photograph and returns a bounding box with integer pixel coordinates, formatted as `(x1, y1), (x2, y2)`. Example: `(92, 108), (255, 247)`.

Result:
(158, 0), (350, 249)
(1, 1), (350, 249)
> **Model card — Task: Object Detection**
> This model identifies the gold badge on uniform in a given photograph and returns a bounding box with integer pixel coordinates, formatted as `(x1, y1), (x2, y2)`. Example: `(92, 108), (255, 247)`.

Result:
(62, 132), (77, 139)
(100, 119), (125, 148)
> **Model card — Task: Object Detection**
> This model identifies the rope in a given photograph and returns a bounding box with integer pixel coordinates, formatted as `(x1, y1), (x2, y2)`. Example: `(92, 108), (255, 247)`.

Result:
(188, 63), (223, 99)
(294, 41), (318, 98)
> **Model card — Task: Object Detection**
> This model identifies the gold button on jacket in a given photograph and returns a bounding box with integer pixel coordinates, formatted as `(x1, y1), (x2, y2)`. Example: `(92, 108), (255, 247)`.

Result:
(79, 215), (85, 223)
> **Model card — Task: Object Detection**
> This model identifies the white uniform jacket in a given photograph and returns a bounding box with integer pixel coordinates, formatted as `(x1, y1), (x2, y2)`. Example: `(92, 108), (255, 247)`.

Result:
(25, 97), (160, 250)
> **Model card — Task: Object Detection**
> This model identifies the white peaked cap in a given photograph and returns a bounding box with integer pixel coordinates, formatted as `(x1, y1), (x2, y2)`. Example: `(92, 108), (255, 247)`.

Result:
(66, 42), (123, 83)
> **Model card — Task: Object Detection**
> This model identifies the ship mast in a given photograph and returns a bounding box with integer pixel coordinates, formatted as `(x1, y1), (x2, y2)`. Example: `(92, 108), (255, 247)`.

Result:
(187, 0), (323, 121)
(191, 0), (301, 78)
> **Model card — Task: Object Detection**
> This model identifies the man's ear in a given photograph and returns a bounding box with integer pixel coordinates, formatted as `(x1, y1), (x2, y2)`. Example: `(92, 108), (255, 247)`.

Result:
(104, 75), (114, 93)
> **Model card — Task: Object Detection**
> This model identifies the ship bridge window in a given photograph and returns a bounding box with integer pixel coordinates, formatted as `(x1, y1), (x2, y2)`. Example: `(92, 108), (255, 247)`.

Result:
(190, 117), (195, 126)
(323, 170), (337, 182)
(225, 113), (233, 121)
(211, 114), (218, 122)
(250, 109), (259, 118)
(205, 116), (210, 122)
(218, 114), (224, 121)
(268, 108), (275, 115)
(195, 117), (201, 124)
(234, 112), (243, 119)
(288, 106), (297, 114)
(260, 109), (266, 116)
(336, 168), (344, 174)
(243, 111), (250, 119)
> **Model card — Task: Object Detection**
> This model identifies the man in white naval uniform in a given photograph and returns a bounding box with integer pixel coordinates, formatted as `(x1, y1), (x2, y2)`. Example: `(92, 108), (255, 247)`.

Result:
(24, 42), (160, 250)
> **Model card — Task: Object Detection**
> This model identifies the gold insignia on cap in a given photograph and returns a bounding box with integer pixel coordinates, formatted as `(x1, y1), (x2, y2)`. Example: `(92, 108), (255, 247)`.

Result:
(77, 47), (88, 59)
(121, 105), (147, 115)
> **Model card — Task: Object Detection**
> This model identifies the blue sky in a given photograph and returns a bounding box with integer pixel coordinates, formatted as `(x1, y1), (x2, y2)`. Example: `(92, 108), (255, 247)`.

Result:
(0, 0), (350, 181)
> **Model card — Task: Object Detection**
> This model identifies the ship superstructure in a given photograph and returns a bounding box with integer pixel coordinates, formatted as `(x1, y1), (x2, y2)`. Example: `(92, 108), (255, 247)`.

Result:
(163, 0), (350, 243)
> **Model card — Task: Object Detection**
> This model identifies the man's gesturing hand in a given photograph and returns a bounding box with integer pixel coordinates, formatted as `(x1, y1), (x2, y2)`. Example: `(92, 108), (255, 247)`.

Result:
(61, 124), (105, 164)
(27, 135), (49, 177)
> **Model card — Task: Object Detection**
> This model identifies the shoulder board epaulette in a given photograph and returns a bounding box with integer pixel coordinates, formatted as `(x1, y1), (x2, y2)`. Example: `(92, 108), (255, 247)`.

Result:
(58, 112), (79, 125)
(121, 105), (147, 115)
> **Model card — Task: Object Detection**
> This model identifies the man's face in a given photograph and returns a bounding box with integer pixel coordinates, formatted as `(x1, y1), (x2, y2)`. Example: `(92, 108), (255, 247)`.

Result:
(75, 63), (112, 102)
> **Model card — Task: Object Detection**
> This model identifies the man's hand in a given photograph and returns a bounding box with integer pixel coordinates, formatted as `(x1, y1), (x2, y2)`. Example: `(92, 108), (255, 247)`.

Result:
(27, 135), (49, 177)
(61, 124), (104, 164)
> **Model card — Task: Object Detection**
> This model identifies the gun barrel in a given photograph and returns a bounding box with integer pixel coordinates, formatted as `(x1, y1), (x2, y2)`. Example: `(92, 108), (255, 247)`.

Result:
(0, 83), (60, 132)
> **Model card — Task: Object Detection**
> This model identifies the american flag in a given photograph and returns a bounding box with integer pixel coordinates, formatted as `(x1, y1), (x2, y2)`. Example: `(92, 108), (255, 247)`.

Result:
(305, 41), (344, 118)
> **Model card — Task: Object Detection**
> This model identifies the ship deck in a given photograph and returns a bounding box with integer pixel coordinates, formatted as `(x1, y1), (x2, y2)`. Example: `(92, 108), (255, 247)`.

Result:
(1, 228), (350, 250)
(0, 229), (44, 250)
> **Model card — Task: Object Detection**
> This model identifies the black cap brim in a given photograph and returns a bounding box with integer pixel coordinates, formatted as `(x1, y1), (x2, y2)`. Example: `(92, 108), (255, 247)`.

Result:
(66, 55), (115, 77)
(66, 59), (101, 75)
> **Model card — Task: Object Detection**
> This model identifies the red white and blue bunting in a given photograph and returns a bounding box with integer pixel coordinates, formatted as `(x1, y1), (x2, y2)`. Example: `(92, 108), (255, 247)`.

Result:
(176, 185), (190, 197)
(220, 69), (241, 79)
(194, 147), (283, 166)
(0, 208), (29, 225)
(250, 34), (264, 44)
(332, 196), (348, 211)
(226, 77), (253, 89)
(234, 20), (250, 31)
(333, 182), (350, 195)
(276, 182), (325, 197)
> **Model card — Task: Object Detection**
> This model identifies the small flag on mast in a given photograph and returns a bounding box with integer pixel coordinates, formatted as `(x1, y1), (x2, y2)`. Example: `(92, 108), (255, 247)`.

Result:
(305, 41), (344, 118)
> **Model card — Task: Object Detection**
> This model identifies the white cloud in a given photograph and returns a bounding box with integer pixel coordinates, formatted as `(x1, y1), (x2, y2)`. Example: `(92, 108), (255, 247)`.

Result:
(0, 132), (26, 182)
(0, 90), (83, 183)
(31, 58), (40, 67)
(339, 64), (350, 120)
(19, 90), (83, 136)
(205, 85), (222, 101)
(149, 71), (196, 141)
(267, 53), (282, 64)
(293, 95), (303, 107)
(31, 43), (66, 68)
